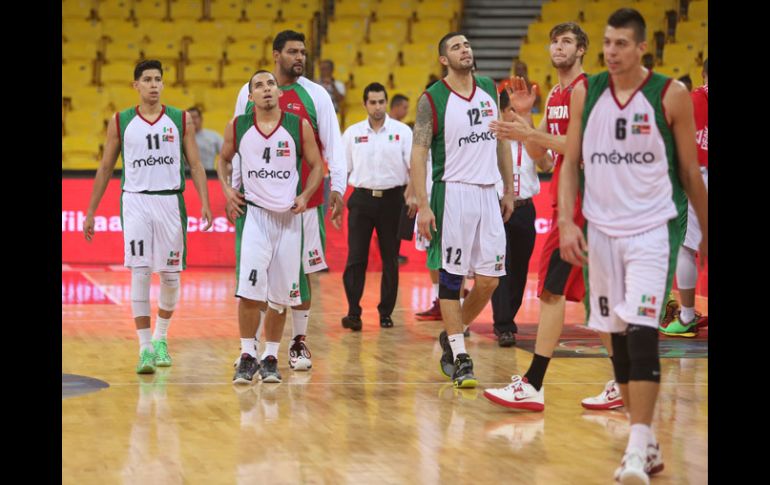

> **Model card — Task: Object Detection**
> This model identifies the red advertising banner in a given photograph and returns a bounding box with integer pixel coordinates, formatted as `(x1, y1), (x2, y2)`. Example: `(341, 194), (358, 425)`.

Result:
(62, 178), (706, 296)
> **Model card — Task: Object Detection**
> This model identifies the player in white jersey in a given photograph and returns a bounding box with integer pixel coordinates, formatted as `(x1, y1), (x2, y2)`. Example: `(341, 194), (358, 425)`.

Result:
(84, 60), (212, 374)
(225, 30), (346, 371)
(557, 10), (707, 484)
(222, 70), (325, 384)
(408, 32), (515, 388)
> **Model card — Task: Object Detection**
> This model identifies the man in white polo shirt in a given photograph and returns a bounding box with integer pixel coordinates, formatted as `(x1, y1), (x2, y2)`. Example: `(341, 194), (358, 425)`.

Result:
(492, 89), (554, 347)
(341, 82), (413, 330)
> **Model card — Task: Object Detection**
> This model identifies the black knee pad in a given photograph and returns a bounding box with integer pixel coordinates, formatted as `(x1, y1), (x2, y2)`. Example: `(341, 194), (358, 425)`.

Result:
(627, 324), (661, 383)
(611, 332), (630, 384)
(438, 269), (463, 300)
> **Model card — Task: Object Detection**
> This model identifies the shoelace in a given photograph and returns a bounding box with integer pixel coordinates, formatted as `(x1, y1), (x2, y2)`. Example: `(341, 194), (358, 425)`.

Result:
(505, 376), (525, 392)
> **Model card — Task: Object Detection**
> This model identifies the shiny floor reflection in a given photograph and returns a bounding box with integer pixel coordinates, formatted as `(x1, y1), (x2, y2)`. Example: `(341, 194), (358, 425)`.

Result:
(62, 269), (707, 484)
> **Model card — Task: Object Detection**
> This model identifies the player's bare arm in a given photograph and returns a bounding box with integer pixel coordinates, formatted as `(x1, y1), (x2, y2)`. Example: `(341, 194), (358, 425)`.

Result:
(84, 115), (122, 241)
(410, 94), (435, 240)
(665, 80), (708, 264)
(496, 134), (515, 223)
(533, 150), (555, 173)
(183, 112), (213, 231)
(219, 118), (245, 223)
(294, 118), (325, 214)
(557, 82), (588, 266)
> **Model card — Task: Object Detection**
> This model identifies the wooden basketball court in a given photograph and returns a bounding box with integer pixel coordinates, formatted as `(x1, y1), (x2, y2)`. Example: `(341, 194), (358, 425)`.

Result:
(62, 268), (708, 484)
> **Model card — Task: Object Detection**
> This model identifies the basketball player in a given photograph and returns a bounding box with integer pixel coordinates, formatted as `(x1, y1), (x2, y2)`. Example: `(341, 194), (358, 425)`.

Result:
(411, 32), (515, 389)
(84, 60), (212, 374)
(223, 70), (325, 384)
(224, 30), (347, 371)
(484, 22), (623, 411)
(561, 10), (706, 483)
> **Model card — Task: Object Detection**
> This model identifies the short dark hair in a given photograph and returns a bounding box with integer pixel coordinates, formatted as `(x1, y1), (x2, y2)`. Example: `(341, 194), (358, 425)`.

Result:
(550, 22), (589, 56)
(363, 82), (388, 103)
(607, 8), (646, 43)
(134, 59), (163, 80)
(390, 94), (409, 109)
(499, 89), (510, 111)
(187, 106), (201, 116)
(703, 58), (708, 76)
(273, 30), (305, 52)
(249, 70), (276, 91)
(438, 31), (465, 56)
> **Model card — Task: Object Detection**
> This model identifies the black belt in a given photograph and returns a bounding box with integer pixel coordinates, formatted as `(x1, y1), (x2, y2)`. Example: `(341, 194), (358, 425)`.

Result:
(514, 198), (532, 208)
(354, 186), (404, 198)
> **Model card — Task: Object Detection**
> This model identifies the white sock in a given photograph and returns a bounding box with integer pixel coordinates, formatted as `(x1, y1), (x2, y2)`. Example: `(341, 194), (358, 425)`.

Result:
(292, 309), (309, 338)
(240, 338), (257, 358)
(262, 341), (280, 360)
(463, 324), (470, 333)
(153, 316), (171, 341)
(448, 333), (467, 359)
(679, 306), (695, 324)
(432, 284), (439, 300)
(137, 328), (153, 353)
(627, 423), (652, 453)
(255, 310), (265, 341)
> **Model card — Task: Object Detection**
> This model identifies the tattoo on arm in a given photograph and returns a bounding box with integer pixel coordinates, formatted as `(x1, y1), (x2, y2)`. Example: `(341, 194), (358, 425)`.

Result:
(413, 95), (433, 148)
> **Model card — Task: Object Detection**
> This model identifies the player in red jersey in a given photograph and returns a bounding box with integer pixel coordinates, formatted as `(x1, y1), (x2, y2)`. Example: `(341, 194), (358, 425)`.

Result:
(485, 22), (622, 411)
(659, 58), (708, 337)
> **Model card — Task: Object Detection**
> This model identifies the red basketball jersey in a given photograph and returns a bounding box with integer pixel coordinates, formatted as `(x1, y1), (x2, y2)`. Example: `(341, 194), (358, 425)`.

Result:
(692, 84), (708, 168)
(546, 73), (587, 208)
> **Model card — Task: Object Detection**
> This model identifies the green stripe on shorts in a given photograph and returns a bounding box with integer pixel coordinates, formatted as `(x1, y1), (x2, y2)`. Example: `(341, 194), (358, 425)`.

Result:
(234, 207), (247, 294)
(426, 181), (446, 271)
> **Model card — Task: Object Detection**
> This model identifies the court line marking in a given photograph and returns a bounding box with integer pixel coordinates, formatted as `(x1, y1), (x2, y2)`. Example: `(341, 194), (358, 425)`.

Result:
(104, 381), (708, 387)
(79, 272), (123, 305)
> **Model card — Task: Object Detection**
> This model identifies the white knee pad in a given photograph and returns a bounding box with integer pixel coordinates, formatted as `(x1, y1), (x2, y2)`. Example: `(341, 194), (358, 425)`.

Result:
(267, 300), (286, 314)
(131, 267), (152, 317)
(676, 246), (698, 290)
(159, 272), (181, 312)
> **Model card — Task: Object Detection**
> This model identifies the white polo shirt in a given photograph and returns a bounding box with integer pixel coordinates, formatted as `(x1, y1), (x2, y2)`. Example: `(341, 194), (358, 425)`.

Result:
(342, 115), (413, 190)
(496, 141), (540, 200)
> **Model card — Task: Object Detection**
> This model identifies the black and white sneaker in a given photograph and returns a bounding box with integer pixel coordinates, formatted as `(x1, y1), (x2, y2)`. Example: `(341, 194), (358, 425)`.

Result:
(259, 355), (282, 383)
(233, 354), (259, 385)
(439, 330), (455, 379)
(452, 353), (478, 389)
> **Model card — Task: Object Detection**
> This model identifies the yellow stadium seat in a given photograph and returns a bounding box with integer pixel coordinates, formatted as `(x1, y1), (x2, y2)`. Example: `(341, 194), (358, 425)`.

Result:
(226, 39), (265, 63)
(641, 0), (679, 11)
(107, 85), (140, 109)
(580, 21), (606, 47)
(100, 61), (138, 85)
(170, 0), (204, 20)
(63, 134), (101, 157)
(104, 38), (144, 62)
(138, 19), (186, 42)
(343, 104), (369, 129)
(210, 0), (245, 21)
(182, 62), (220, 86)
(359, 42), (400, 66)
(162, 88), (197, 108)
(282, 0), (322, 14)
(350, 65), (388, 90)
(519, 42), (550, 66)
(525, 62), (552, 92)
(321, 42), (359, 69)
(101, 19), (145, 44)
(702, 43), (708, 59)
(633, 4), (668, 33)
(654, 64), (688, 78)
(326, 18), (368, 43)
(62, 153), (102, 170)
(369, 19), (408, 43)
(271, 20), (310, 40)
(675, 21), (707, 46)
(415, 0), (459, 21)
(202, 88), (237, 113)
(63, 0), (98, 20)
(64, 109), (107, 138)
(225, 20), (272, 41)
(63, 41), (101, 63)
(204, 110), (234, 134)
(401, 43), (441, 73)
(62, 19), (104, 43)
(192, 22), (229, 44)
(144, 39), (184, 64)
(391, 65), (431, 91)
(539, 1), (581, 23)
(376, 0), (417, 20)
(688, 0), (708, 22)
(222, 61), (257, 86)
(581, 0), (628, 23)
(410, 18), (452, 44)
(186, 39), (226, 63)
(132, 0), (169, 21)
(527, 22), (553, 45)
(242, 0), (281, 21)
(97, 0), (133, 20)
(662, 42), (699, 69)
(689, 64), (705, 86)
(334, 0), (375, 19)
(63, 61), (97, 93)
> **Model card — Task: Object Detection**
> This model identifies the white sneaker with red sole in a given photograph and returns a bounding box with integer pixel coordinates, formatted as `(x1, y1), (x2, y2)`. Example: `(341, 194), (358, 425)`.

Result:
(483, 375), (544, 411)
(581, 379), (624, 410)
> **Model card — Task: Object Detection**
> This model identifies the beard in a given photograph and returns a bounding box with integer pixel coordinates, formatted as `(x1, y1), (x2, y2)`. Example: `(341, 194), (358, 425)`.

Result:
(448, 57), (474, 73)
(551, 53), (578, 70)
(279, 60), (304, 79)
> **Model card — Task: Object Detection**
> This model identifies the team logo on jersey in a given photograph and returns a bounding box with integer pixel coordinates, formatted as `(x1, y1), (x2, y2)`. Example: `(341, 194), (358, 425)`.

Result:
(641, 295), (656, 305)
(481, 109), (495, 117)
(458, 130), (495, 147)
(289, 282), (300, 299)
(633, 114), (649, 123)
(589, 151), (655, 165)
(131, 155), (176, 168)
(163, 134), (175, 142)
(355, 136), (369, 144)
(276, 141), (291, 157)
(494, 254), (505, 271)
(480, 101), (491, 108)
(388, 134), (400, 141)
(167, 251), (180, 266)
(632, 125), (651, 135)
(547, 105), (569, 120)
(637, 306), (657, 318)
(286, 103), (301, 111)
(308, 249), (322, 266)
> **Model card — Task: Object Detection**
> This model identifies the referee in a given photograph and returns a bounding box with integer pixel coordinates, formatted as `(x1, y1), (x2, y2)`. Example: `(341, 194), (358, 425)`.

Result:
(341, 83), (413, 330)
(491, 89), (553, 346)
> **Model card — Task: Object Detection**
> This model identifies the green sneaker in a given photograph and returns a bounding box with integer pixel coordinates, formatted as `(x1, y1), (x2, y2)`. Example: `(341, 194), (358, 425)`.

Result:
(659, 316), (698, 338)
(153, 339), (172, 367)
(136, 349), (157, 374)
